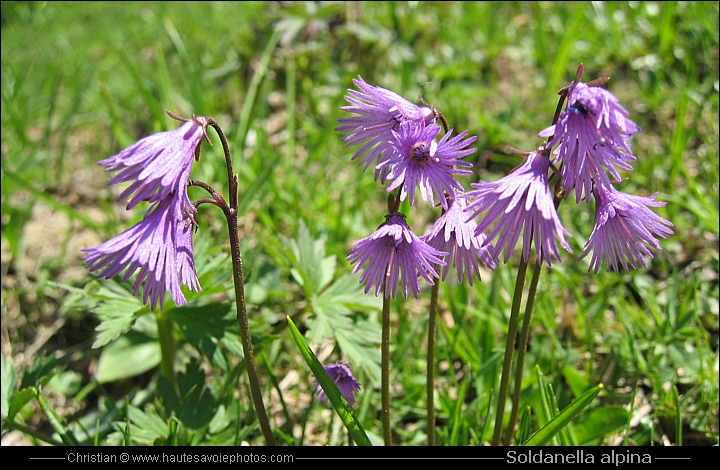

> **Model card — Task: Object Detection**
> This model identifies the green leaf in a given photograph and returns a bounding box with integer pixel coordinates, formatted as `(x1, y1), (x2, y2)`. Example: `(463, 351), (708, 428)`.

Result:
(317, 271), (383, 311)
(306, 272), (382, 383)
(1, 355), (17, 418)
(335, 319), (381, 385)
(284, 219), (336, 294)
(561, 364), (591, 399)
(92, 298), (143, 349)
(516, 405), (533, 445)
(36, 389), (80, 445)
(523, 383), (604, 446)
(47, 370), (83, 396)
(573, 406), (630, 445)
(20, 353), (65, 389)
(6, 388), (35, 423)
(127, 405), (169, 445)
(307, 296), (354, 341)
(95, 330), (161, 383)
(287, 316), (372, 446)
(168, 303), (243, 371)
(158, 360), (220, 432)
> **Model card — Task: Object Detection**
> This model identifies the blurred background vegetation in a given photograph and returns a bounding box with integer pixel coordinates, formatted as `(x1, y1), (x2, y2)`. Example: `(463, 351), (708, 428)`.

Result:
(1, 1), (718, 446)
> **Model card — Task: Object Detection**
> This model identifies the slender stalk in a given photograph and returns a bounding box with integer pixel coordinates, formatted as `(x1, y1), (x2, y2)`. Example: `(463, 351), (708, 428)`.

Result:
(427, 280), (440, 446)
(155, 311), (176, 387)
(2, 420), (66, 446)
(492, 64), (578, 446)
(208, 120), (275, 446)
(227, 210), (275, 445)
(491, 258), (528, 446)
(381, 279), (392, 446)
(504, 260), (542, 445)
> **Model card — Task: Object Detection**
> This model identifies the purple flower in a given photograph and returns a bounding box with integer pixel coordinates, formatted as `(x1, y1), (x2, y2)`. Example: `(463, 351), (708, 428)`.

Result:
(98, 119), (208, 210)
(539, 82), (640, 203)
(312, 363), (362, 407)
(579, 184), (674, 272)
(336, 76), (436, 182)
(347, 213), (447, 298)
(82, 114), (207, 310)
(422, 195), (497, 285)
(381, 121), (476, 210)
(82, 197), (201, 310)
(463, 149), (573, 266)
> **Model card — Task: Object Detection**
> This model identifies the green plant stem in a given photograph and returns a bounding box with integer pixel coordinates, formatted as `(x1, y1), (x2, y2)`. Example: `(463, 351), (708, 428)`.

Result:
(381, 281), (392, 446)
(155, 311), (176, 387)
(505, 260), (542, 445)
(3, 420), (66, 446)
(427, 280), (440, 446)
(492, 257), (528, 446)
(36, 389), (80, 445)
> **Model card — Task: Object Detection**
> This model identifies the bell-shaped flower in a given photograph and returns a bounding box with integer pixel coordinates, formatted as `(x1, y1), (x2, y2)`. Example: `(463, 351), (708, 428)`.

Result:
(539, 82), (640, 203)
(463, 150), (573, 266)
(579, 183), (674, 272)
(347, 213), (447, 298)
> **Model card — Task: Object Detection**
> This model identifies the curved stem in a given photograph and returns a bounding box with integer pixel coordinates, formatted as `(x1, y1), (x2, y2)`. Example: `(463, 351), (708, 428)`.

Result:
(207, 120), (275, 446)
(381, 279), (392, 446)
(427, 280), (440, 446)
(491, 257), (528, 446)
(504, 260), (542, 445)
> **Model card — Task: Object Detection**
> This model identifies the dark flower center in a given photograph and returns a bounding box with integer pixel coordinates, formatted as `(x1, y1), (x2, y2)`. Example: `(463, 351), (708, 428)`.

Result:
(568, 100), (589, 118)
(410, 141), (431, 162)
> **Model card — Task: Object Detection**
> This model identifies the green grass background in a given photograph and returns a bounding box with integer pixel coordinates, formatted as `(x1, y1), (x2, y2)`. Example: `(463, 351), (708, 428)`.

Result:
(1, 1), (718, 446)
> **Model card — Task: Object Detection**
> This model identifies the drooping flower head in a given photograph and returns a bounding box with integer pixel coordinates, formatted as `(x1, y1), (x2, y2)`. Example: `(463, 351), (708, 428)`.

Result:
(579, 184), (674, 272)
(381, 121), (476, 210)
(463, 149), (573, 266)
(312, 363), (362, 407)
(347, 213), (447, 298)
(82, 197), (201, 310)
(82, 113), (208, 310)
(98, 116), (210, 211)
(539, 81), (641, 203)
(335, 76), (436, 182)
(422, 195), (497, 285)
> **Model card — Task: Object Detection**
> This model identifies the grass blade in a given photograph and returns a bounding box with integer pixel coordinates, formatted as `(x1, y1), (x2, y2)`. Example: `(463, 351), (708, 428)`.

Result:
(286, 316), (372, 446)
(523, 383), (604, 446)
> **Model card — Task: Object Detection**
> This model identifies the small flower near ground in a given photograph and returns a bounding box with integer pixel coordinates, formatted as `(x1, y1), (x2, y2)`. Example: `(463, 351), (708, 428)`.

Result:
(463, 149), (573, 266)
(539, 81), (640, 203)
(423, 195), (498, 285)
(347, 212), (448, 298)
(312, 363), (362, 407)
(578, 184), (674, 272)
(336, 75), (436, 182)
(82, 197), (201, 310)
(381, 121), (476, 210)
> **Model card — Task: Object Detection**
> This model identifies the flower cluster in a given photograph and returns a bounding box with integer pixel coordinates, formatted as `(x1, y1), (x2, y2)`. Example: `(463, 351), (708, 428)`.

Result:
(338, 76), (497, 297)
(340, 70), (673, 287)
(462, 73), (673, 272)
(82, 114), (207, 310)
